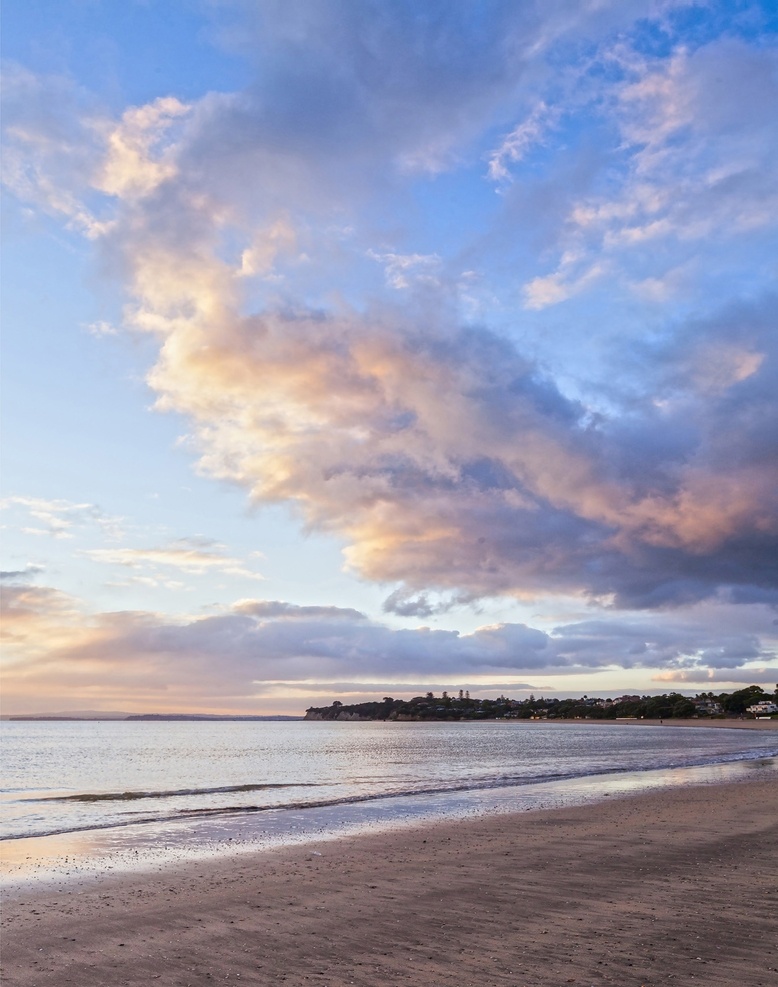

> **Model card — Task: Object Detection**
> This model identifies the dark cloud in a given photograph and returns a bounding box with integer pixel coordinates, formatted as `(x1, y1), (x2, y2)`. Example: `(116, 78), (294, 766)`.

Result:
(382, 590), (438, 618)
(551, 615), (767, 672)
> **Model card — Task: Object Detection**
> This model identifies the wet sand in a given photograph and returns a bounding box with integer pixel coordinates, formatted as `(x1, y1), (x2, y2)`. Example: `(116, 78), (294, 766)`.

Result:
(592, 718), (777, 730)
(2, 776), (776, 987)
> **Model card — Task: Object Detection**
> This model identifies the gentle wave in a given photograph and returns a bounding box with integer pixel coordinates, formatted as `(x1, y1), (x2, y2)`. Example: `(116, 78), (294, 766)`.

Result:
(5, 747), (775, 842)
(25, 782), (318, 804)
(2, 774), (576, 840)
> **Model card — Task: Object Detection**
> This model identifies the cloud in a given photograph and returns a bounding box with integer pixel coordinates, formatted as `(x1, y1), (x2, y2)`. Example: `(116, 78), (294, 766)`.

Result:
(233, 599), (367, 621)
(0, 583), (91, 664)
(209, 0), (554, 177)
(551, 613), (768, 672)
(523, 259), (607, 310)
(84, 320), (120, 337)
(488, 99), (561, 181)
(83, 538), (264, 580)
(237, 217), (297, 279)
(0, 496), (124, 540)
(95, 97), (190, 200)
(130, 278), (777, 612)
(0, 65), (110, 237)
(111, 575), (188, 592)
(248, 679), (540, 696)
(522, 37), (778, 306)
(367, 250), (441, 290)
(653, 668), (778, 687)
(2, 582), (774, 710)
(0, 565), (44, 582)
(4, 4), (778, 624)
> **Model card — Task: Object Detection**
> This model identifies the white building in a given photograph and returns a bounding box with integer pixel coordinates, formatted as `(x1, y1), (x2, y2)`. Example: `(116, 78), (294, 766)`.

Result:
(746, 701), (778, 717)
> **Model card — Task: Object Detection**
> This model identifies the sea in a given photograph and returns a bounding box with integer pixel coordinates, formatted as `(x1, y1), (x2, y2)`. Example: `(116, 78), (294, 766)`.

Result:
(2, 719), (776, 888)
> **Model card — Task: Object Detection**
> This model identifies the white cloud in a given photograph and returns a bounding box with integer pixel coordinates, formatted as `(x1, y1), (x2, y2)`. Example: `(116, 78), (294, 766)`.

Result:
(522, 37), (778, 304)
(236, 216), (297, 279)
(0, 65), (109, 238)
(84, 320), (120, 337)
(83, 538), (264, 580)
(95, 96), (190, 200)
(523, 261), (607, 310)
(1, 496), (124, 541)
(488, 100), (561, 181)
(367, 250), (442, 290)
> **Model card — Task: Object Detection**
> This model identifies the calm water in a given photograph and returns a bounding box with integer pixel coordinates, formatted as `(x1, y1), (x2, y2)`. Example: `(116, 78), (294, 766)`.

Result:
(2, 719), (776, 842)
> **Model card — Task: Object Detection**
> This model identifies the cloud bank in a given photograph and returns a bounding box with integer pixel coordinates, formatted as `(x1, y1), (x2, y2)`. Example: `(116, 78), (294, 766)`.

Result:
(2, 574), (774, 710)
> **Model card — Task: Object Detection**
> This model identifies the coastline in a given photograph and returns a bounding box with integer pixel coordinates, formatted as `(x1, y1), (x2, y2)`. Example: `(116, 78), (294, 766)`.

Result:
(611, 717), (778, 728)
(469, 718), (777, 728)
(2, 775), (776, 987)
(3, 751), (776, 893)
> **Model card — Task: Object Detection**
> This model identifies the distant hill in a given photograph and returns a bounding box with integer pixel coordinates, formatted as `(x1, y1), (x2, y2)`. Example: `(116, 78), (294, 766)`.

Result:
(2, 711), (304, 721)
(2, 710), (133, 720)
(125, 714), (304, 721)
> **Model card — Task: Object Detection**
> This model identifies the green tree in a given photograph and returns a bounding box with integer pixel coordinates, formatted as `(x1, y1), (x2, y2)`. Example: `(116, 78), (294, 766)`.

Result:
(723, 686), (765, 714)
(671, 698), (696, 718)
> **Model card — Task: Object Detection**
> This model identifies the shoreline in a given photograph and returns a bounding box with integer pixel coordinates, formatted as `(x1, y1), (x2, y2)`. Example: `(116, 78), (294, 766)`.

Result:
(470, 717), (776, 728)
(2, 775), (776, 986)
(496, 717), (778, 729)
(3, 715), (775, 727)
(2, 752), (776, 893)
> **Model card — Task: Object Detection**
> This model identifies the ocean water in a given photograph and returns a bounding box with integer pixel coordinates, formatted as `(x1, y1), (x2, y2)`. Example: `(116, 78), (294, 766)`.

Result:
(2, 719), (776, 845)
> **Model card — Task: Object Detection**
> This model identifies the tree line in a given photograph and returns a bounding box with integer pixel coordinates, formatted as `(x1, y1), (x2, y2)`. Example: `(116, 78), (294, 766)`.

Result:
(305, 684), (776, 721)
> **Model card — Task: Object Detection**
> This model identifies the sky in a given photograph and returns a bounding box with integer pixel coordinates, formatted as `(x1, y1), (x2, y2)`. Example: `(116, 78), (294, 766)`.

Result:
(2, 0), (777, 715)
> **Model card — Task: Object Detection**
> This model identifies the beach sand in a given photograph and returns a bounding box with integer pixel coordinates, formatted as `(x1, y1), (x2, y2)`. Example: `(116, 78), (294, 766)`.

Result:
(594, 718), (777, 730)
(2, 776), (776, 987)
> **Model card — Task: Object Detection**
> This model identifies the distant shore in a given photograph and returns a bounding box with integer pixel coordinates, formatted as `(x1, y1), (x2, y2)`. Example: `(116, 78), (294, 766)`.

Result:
(536, 717), (778, 730)
(0, 713), (778, 730)
(0, 714), (305, 721)
(0, 715), (778, 730)
(2, 774), (775, 987)
(6, 715), (772, 727)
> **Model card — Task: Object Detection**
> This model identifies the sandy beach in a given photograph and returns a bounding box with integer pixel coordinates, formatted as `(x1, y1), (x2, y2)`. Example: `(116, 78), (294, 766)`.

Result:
(2, 775), (776, 987)
(591, 718), (777, 730)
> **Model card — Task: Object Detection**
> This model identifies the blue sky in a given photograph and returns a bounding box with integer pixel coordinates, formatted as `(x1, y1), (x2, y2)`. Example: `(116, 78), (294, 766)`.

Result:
(2, 0), (777, 714)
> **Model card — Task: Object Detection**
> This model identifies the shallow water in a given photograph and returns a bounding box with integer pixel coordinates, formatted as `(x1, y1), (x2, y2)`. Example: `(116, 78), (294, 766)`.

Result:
(2, 718), (776, 889)
(3, 719), (776, 841)
(2, 753), (775, 892)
